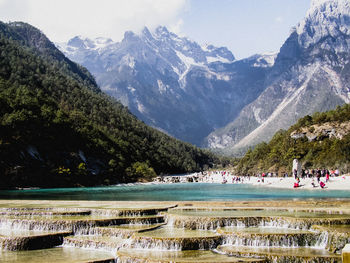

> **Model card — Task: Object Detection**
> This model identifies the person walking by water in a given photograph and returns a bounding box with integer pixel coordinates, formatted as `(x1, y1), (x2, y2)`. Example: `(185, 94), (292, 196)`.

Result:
(326, 170), (330, 182)
(317, 169), (321, 183)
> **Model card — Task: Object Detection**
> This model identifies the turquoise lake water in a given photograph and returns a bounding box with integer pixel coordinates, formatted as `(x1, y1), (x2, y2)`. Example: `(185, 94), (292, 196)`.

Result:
(1, 183), (350, 201)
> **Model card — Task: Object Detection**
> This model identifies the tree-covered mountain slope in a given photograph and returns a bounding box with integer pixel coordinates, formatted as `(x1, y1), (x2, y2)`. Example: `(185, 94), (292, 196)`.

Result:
(0, 21), (216, 189)
(236, 104), (350, 176)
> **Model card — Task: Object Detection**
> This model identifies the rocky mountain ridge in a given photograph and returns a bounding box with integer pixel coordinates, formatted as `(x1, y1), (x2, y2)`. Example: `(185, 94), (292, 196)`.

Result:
(58, 0), (350, 154)
(58, 27), (271, 146)
(205, 0), (350, 154)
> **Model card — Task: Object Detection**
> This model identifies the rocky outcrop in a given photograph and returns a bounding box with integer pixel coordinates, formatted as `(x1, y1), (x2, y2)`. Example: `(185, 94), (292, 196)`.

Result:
(290, 121), (350, 141)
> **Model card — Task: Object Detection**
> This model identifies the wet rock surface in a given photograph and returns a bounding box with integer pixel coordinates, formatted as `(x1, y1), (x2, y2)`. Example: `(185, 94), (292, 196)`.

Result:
(0, 200), (349, 262)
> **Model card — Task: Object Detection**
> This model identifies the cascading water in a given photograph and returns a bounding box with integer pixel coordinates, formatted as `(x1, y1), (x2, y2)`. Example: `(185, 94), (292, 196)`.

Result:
(312, 231), (329, 249)
(0, 203), (347, 263)
(222, 232), (322, 248)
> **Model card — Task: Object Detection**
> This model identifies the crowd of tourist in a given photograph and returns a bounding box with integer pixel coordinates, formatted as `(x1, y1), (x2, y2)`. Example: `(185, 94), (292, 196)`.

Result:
(291, 168), (339, 189)
(153, 168), (347, 190)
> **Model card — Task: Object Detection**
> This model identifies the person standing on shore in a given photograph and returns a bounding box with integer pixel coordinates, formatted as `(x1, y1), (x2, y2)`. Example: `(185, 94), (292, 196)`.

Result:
(317, 169), (321, 183)
(293, 169), (298, 179)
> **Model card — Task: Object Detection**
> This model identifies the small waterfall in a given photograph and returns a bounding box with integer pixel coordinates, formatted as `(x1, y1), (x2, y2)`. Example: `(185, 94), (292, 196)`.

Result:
(63, 235), (132, 252)
(131, 238), (182, 251)
(165, 215), (261, 230)
(91, 208), (168, 217)
(130, 235), (222, 251)
(91, 210), (142, 217)
(0, 208), (92, 217)
(313, 231), (329, 249)
(0, 218), (73, 232)
(0, 232), (71, 251)
(259, 219), (309, 230)
(0, 203), (346, 262)
(222, 232), (321, 248)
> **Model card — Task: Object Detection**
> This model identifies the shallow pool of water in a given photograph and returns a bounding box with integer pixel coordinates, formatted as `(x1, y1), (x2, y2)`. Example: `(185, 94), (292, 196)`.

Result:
(117, 249), (263, 262)
(218, 246), (341, 258)
(134, 226), (219, 238)
(1, 183), (350, 201)
(167, 209), (350, 218)
(0, 247), (115, 263)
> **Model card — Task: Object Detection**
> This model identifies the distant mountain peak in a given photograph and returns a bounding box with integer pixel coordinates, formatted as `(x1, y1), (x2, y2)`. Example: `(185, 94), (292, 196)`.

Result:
(65, 35), (113, 51)
(296, 0), (350, 48)
(155, 25), (170, 36)
(311, 0), (331, 7)
(141, 26), (152, 38)
(57, 25), (249, 146)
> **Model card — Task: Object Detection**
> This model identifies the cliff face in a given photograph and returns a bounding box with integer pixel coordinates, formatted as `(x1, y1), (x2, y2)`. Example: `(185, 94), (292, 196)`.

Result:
(206, 0), (350, 155)
(291, 121), (350, 142)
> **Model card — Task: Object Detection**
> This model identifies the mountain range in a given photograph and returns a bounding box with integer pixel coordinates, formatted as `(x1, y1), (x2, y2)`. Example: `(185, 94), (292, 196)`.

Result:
(0, 21), (216, 188)
(58, 0), (350, 155)
(58, 27), (273, 147)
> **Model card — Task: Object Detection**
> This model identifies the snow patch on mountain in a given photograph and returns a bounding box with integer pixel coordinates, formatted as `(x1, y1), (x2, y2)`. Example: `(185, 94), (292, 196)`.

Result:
(157, 79), (169, 94)
(206, 56), (232, 64)
(121, 54), (136, 69)
(296, 0), (350, 48)
(252, 107), (264, 124)
(127, 86), (136, 94)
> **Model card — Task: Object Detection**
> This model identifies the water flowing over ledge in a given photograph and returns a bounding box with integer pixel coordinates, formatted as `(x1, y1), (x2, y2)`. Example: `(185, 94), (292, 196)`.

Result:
(0, 200), (350, 262)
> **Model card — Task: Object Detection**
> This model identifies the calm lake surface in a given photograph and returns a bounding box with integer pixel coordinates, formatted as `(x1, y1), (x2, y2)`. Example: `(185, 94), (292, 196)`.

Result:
(1, 183), (350, 201)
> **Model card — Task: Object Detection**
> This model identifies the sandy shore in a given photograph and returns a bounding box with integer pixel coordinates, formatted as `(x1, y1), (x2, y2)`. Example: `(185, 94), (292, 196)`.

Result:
(179, 172), (350, 190)
(238, 175), (350, 190)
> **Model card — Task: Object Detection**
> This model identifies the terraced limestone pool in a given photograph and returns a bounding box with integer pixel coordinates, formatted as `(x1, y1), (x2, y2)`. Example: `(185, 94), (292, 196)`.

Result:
(0, 200), (350, 262)
(167, 208), (350, 218)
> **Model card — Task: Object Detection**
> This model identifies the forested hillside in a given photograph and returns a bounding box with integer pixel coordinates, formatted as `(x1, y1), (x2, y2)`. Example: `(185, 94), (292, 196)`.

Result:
(0, 22), (216, 189)
(236, 104), (350, 175)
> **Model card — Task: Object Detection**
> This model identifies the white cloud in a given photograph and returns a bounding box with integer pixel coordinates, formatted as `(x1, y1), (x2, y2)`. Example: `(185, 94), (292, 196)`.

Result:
(0, 0), (188, 42)
(275, 16), (284, 23)
(169, 18), (184, 35)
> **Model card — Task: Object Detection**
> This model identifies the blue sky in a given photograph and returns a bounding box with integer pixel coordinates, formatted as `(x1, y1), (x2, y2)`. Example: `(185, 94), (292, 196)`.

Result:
(0, 0), (311, 59)
(181, 0), (310, 58)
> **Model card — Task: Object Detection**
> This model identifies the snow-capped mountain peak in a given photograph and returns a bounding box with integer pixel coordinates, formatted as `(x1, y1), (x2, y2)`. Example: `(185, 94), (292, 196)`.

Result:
(206, 0), (350, 154)
(244, 52), (278, 68)
(296, 0), (350, 48)
(57, 35), (114, 55)
(58, 26), (264, 146)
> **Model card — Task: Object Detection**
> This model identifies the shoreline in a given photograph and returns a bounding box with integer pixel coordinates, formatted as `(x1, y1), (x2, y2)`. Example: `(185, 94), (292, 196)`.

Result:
(7, 174), (350, 192)
(155, 173), (350, 191)
(243, 175), (350, 190)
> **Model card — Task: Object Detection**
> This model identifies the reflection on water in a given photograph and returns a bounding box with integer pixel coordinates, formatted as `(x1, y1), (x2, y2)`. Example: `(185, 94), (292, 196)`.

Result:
(1, 183), (350, 201)
(0, 247), (115, 263)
